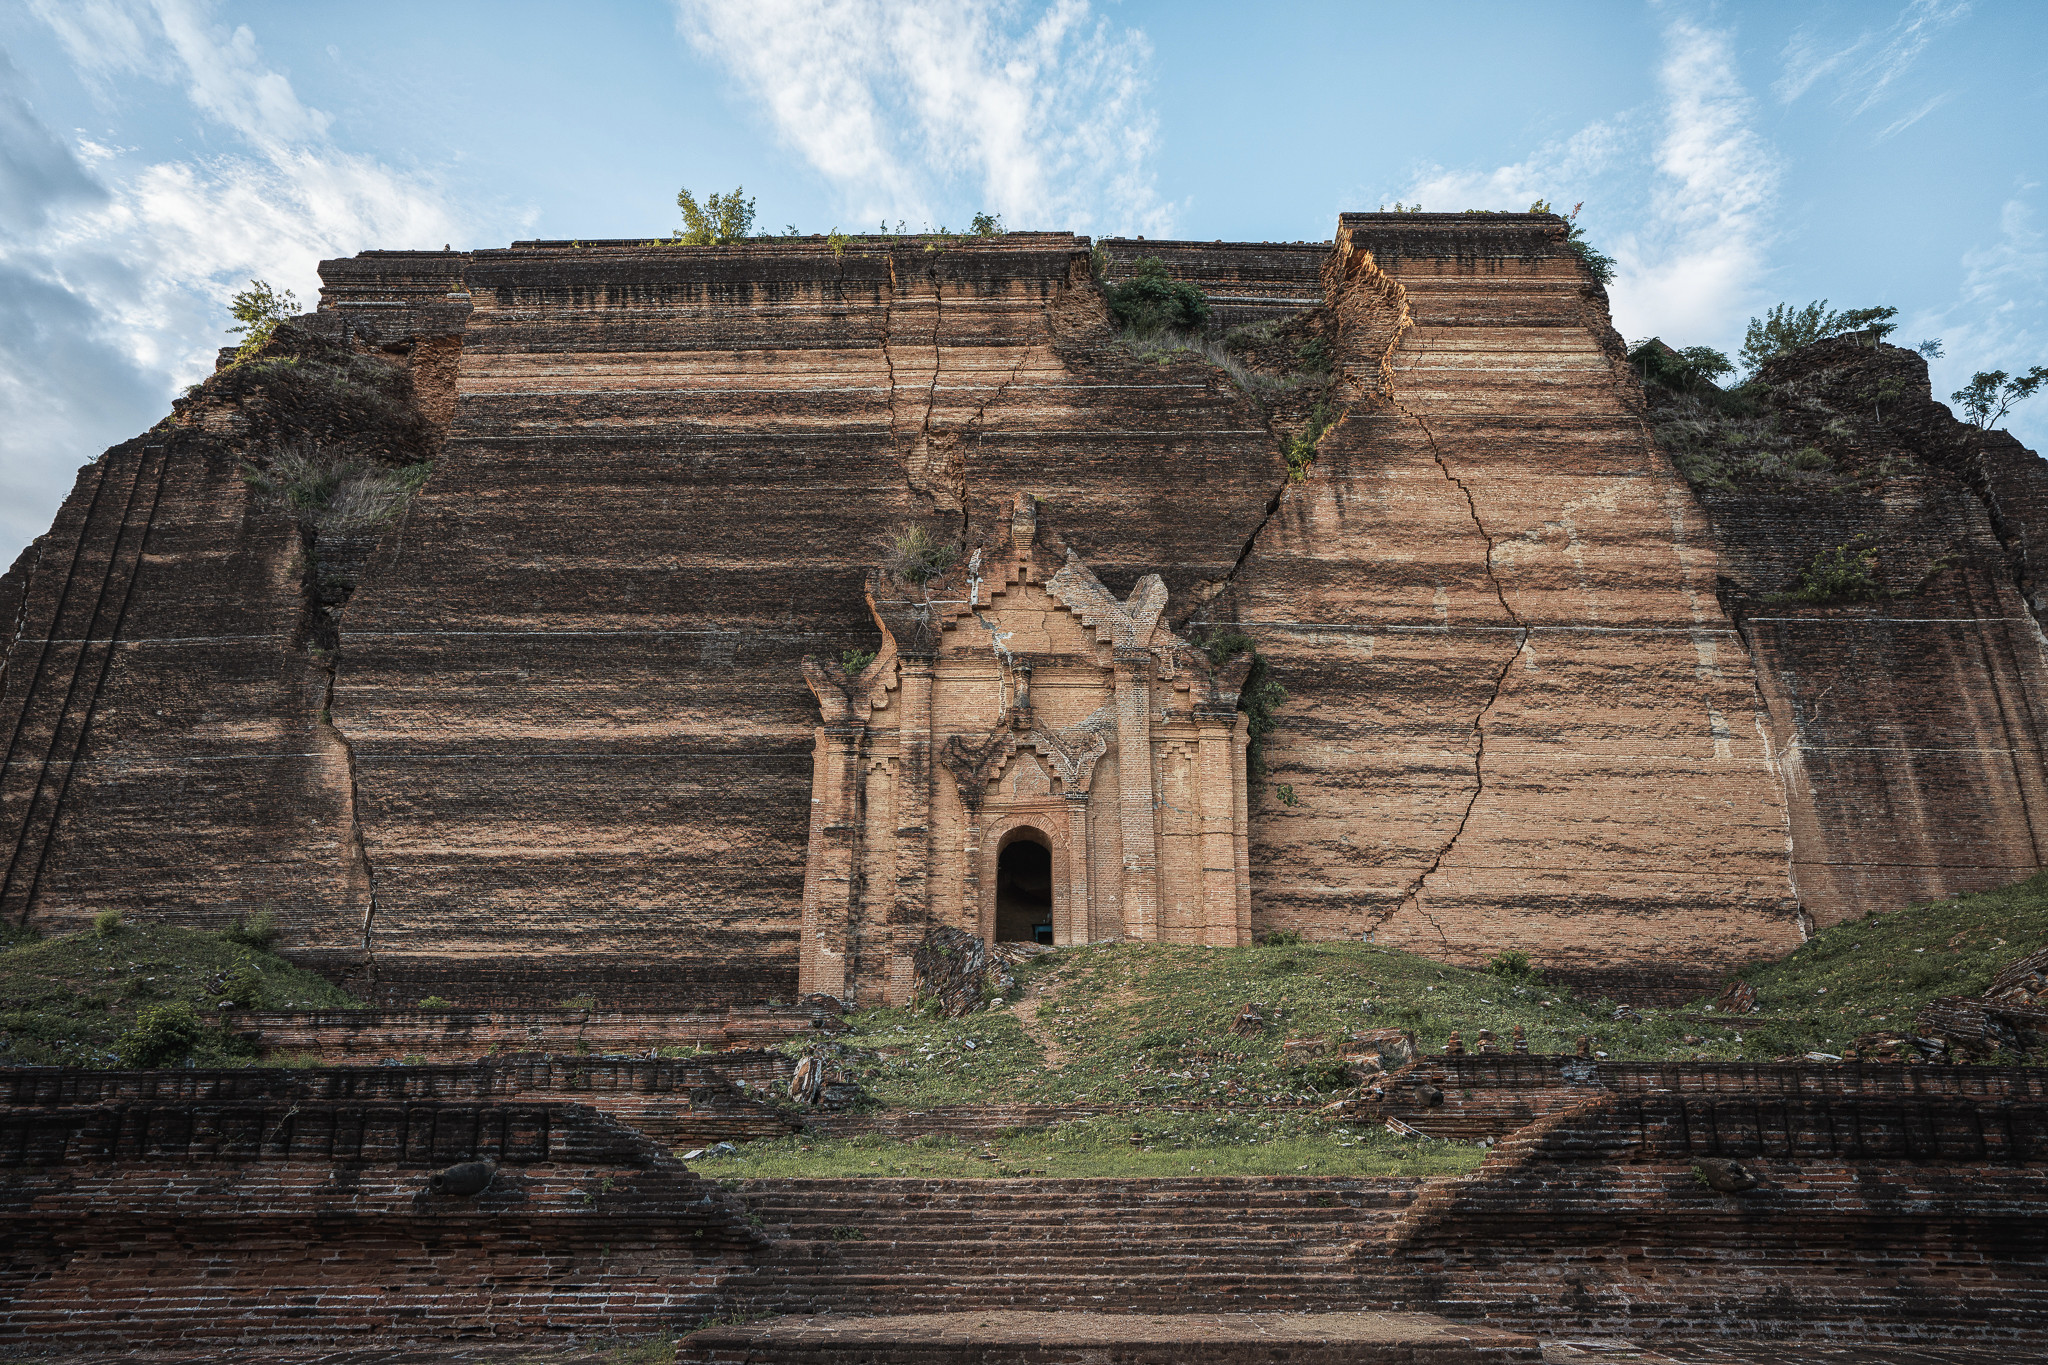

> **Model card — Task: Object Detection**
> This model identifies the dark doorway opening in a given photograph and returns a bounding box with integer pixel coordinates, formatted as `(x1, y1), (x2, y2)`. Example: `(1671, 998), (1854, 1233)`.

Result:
(995, 837), (1053, 944)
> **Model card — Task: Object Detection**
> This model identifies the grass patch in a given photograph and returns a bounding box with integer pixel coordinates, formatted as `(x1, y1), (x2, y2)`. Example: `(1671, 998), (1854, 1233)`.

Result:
(1727, 873), (2048, 1053)
(800, 873), (2048, 1128)
(691, 1110), (1488, 1180)
(0, 921), (360, 1068)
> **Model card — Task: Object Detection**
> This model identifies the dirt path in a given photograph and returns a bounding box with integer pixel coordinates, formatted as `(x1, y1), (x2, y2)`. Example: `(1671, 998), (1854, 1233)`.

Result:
(1010, 965), (1137, 1074)
(1010, 978), (1073, 1068)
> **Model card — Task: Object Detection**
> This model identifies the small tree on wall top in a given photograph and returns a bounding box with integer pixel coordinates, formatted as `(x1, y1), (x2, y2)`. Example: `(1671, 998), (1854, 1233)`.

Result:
(1952, 367), (2048, 430)
(228, 279), (297, 358)
(675, 185), (756, 244)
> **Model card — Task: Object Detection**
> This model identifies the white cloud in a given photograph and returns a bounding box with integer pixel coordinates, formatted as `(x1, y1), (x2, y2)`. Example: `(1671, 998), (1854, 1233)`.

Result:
(1775, 1), (1969, 119)
(673, 0), (1170, 236)
(1604, 19), (1780, 346)
(0, 0), (470, 568)
(1389, 120), (1626, 217)
(1384, 18), (1779, 353)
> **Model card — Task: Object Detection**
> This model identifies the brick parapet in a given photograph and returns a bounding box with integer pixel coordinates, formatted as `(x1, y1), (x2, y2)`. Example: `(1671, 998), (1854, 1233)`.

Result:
(1366, 1054), (2048, 1141)
(237, 1003), (839, 1060)
(1376, 1090), (2048, 1338)
(0, 1056), (801, 1148)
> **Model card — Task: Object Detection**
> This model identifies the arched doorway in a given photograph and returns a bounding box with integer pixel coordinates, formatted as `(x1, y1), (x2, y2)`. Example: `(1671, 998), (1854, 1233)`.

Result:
(994, 832), (1054, 944)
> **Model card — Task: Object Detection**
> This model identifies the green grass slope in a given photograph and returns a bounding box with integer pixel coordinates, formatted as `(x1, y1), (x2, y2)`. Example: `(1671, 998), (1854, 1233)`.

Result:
(695, 874), (2047, 1179)
(0, 918), (360, 1068)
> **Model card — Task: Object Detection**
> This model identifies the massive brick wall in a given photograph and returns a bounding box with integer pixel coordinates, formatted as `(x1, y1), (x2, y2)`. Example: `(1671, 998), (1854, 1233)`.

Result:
(6, 217), (2042, 1005)
(322, 235), (1288, 1003)
(1667, 337), (2048, 927)
(1204, 215), (1799, 991)
(0, 1094), (761, 1347)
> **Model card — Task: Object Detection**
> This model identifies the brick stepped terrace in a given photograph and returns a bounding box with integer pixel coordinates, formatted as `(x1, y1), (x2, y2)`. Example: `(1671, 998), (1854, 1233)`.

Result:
(682, 1309), (1542, 1364)
(724, 1176), (1433, 1314)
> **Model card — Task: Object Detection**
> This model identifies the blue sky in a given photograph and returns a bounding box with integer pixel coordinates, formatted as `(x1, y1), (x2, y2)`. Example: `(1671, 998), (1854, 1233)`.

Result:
(3, 0), (2044, 567)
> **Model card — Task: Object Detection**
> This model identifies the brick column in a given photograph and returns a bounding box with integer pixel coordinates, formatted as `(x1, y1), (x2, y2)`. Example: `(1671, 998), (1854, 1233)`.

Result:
(798, 720), (864, 998)
(1197, 716), (1239, 946)
(1064, 791), (1092, 943)
(1114, 647), (1160, 940)
(1232, 713), (1252, 944)
(889, 658), (935, 1003)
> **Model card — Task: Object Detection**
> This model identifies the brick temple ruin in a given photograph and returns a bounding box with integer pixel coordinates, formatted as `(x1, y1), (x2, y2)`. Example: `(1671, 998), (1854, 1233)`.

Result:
(801, 495), (1256, 1003)
(3, 213), (2047, 1356)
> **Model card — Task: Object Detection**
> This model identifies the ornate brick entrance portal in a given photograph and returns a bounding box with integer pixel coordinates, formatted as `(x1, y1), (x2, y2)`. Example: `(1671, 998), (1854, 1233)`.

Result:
(799, 496), (1255, 1004)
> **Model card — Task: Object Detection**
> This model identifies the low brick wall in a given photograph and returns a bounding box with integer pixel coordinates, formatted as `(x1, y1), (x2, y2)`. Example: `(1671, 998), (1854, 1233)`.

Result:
(0, 1096), (764, 1348)
(1377, 1091), (2048, 1338)
(237, 1004), (841, 1062)
(1, 1054), (801, 1148)
(1365, 1054), (2048, 1141)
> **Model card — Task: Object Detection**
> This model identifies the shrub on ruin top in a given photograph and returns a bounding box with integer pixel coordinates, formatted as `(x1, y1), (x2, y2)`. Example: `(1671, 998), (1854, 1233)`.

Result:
(227, 278), (298, 359)
(1739, 300), (1899, 374)
(674, 185), (756, 245)
(1629, 339), (1733, 394)
(886, 525), (958, 585)
(93, 909), (125, 938)
(1105, 258), (1210, 336)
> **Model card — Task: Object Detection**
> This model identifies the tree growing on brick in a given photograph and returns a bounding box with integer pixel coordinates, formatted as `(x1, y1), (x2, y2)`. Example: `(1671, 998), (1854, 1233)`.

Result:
(1952, 366), (2048, 430)
(227, 279), (297, 358)
(675, 185), (757, 244)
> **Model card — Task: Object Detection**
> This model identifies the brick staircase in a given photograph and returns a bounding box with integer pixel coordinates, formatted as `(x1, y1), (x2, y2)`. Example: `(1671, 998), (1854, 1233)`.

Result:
(724, 1176), (1431, 1314)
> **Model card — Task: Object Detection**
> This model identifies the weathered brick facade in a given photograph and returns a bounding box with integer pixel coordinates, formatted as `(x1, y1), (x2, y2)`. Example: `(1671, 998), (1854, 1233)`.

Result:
(2, 214), (2042, 1001)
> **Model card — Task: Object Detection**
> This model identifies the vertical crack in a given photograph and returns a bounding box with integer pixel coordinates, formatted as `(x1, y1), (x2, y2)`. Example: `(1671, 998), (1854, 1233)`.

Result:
(921, 261), (943, 443)
(316, 658), (378, 953)
(880, 252), (901, 444)
(883, 252), (971, 516)
(1177, 245), (1409, 629)
(1371, 346), (1530, 942)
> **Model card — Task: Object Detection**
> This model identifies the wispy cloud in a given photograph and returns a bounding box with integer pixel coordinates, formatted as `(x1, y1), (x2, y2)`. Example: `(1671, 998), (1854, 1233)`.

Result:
(1775, 1), (1968, 118)
(1605, 19), (1781, 346)
(1, 0), (470, 567)
(1912, 189), (2048, 447)
(673, 0), (1170, 236)
(1876, 91), (1952, 141)
(1386, 17), (1779, 352)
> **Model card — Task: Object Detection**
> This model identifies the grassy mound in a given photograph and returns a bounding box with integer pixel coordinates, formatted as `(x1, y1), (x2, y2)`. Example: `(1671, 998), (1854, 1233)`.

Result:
(1734, 872), (2048, 1049)
(691, 875), (2048, 1177)
(0, 918), (360, 1068)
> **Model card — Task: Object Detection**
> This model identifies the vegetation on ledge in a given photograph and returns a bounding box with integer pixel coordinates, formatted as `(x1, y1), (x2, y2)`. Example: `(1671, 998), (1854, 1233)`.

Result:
(0, 918), (360, 1068)
(784, 874), (2048, 1114)
(698, 875), (2045, 1178)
